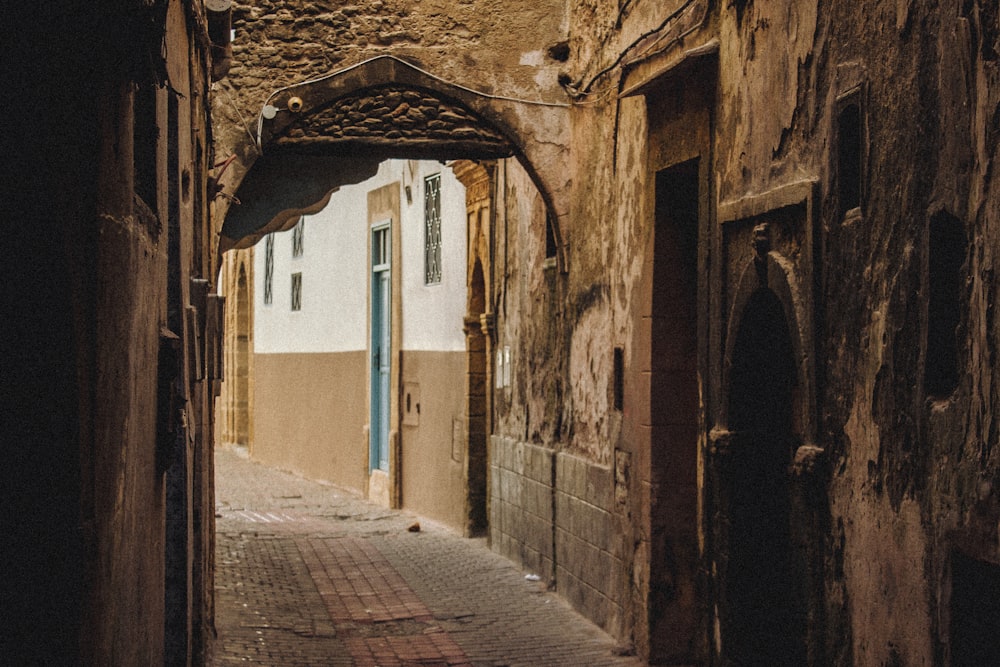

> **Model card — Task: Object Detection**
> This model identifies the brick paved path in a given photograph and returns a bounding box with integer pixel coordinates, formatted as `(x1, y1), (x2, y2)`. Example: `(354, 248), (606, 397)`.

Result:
(212, 446), (644, 666)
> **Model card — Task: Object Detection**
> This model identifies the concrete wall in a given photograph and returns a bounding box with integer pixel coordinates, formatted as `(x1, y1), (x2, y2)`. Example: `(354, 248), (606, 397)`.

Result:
(490, 437), (628, 636)
(253, 195), (367, 356)
(401, 166), (469, 352)
(555, 452), (626, 635)
(252, 351), (368, 491)
(252, 159), (465, 355)
(400, 350), (468, 528)
(491, 437), (557, 582)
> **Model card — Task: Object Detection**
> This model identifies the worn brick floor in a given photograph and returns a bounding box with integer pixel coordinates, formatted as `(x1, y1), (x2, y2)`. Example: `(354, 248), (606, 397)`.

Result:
(211, 446), (644, 666)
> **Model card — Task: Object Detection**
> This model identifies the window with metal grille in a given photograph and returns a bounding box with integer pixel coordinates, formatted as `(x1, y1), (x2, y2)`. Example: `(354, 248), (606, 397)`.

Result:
(424, 173), (442, 284)
(292, 216), (305, 257)
(263, 233), (275, 305)
(290, 272), (302, 311)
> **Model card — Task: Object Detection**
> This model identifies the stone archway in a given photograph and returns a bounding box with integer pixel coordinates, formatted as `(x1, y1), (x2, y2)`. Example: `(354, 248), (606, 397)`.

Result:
(214, 56), (569, 270)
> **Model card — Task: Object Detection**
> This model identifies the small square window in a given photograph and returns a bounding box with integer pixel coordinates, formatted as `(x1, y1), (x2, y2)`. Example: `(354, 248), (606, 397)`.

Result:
(263, 234), (275, 305)
(290, 272), (302, 311)
(292, 217), (305, 257)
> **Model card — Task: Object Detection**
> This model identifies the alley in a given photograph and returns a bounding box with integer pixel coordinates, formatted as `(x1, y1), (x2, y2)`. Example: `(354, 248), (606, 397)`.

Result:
(211, 445), (644, 666)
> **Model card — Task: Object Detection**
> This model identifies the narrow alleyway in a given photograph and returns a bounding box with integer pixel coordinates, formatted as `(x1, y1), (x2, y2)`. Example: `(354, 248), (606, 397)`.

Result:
(212, 446), (644, 666)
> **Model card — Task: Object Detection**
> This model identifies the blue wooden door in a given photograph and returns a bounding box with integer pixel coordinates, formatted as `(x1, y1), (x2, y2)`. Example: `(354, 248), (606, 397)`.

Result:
(370, 224), (391, 472)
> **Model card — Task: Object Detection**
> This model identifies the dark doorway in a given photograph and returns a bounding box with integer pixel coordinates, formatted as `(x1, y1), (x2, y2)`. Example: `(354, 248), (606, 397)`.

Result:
(951, 551), (1000, 666)
(648, 158), (700, 661)
(725, 287), (805, 666)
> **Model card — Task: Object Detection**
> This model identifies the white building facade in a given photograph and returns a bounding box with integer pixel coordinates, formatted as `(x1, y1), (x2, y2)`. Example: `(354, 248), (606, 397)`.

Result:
(251, 159), (473, 530)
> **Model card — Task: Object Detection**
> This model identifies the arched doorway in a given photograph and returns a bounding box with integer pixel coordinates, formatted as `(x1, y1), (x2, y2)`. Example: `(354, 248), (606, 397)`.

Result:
(464, 258), (488, 535)
(724, 287), (806, 666)
(234, 264), (251, 447)
(216, 255), (253, 450)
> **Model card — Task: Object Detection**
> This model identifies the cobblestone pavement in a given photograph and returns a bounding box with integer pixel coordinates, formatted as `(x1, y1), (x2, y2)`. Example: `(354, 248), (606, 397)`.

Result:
(212, 445), (644, 666)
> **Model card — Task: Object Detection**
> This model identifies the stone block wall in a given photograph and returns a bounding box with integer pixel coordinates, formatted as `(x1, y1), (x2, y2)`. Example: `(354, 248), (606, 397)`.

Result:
(491, 437), (625, 636)
(491, 436), (556, 582)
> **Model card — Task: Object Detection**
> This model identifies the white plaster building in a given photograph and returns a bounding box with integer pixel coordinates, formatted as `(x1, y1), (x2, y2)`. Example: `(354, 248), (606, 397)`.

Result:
(248, 159), (473, 530)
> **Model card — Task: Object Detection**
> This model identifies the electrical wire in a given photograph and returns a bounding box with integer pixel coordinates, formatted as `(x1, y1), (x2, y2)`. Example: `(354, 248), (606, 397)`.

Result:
(250, 4), (707, 146)
(215, 81), (263, 156)
(566, 0), (700, 102)
(254, 55), (571, 149)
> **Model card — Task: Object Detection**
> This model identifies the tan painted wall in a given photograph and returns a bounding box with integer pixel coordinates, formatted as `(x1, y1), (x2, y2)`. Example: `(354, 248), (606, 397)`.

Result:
(253, 351), (368, 493)
(251, 343), (470, 535)
(399, 350), (468, 530)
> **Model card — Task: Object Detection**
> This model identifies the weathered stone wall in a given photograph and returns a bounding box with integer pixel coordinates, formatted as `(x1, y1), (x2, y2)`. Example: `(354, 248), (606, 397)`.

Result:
(211, 0), (1000, 663)
(4, 1), (224, 664)
(213, 0), (570, 201)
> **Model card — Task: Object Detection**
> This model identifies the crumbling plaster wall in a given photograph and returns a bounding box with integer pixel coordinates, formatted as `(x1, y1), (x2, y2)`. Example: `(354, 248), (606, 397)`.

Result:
(5, 1), (222, 664)
(492, 160), (563, 446)
(212, 0), (570, 226)
(557, 0), (1000, 662)
(710, 1), (1000, 664)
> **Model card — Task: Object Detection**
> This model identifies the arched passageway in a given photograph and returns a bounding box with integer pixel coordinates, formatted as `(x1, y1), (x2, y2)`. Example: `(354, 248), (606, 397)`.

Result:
(213, 56), (561, 536)
(215, 56), (568, 268)
(723, 287), (806, 666)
